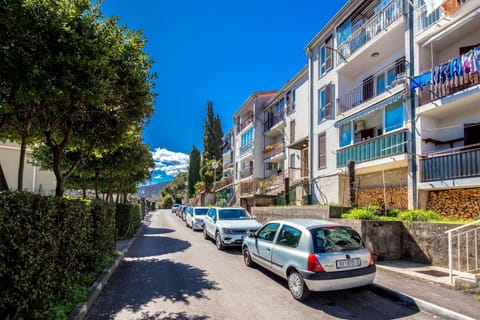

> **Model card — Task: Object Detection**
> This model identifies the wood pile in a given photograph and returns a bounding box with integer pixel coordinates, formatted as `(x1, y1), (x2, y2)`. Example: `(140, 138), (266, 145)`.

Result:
(357, 186), (408, 211)
(427, 188), (480, 220)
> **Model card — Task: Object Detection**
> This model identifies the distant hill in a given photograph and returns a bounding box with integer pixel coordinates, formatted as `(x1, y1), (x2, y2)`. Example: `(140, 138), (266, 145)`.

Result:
(137, 181), (170, 199)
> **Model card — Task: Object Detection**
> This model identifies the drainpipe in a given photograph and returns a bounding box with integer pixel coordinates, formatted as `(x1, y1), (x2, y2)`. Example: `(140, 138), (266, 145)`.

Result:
(408, 1), (418, 209)
(307, 47), (314, 204)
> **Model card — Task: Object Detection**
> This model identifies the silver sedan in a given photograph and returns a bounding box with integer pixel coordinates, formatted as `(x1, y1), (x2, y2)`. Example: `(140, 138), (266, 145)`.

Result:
(242, 218), (376, 301)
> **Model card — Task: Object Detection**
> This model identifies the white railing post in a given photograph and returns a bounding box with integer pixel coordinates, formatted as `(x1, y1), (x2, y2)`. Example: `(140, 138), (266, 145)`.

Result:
(448, 230), (453, 284)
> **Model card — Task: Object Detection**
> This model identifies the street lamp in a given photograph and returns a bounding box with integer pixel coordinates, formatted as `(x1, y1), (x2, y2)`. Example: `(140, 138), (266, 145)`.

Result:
(212, 161), (218, 204)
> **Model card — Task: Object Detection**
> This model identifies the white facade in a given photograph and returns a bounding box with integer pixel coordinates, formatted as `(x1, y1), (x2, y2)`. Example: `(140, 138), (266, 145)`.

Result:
(0, 141), (56, 194)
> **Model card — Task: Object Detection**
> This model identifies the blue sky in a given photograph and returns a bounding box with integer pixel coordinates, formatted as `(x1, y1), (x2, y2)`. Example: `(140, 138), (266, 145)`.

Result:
(101, 0), (347, 184)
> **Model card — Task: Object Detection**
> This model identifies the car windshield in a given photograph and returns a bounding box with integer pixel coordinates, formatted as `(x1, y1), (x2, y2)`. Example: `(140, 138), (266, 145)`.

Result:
(195, 208), (208, 215)
(218, 209), (251, 220)
(310, 227), (364, 253)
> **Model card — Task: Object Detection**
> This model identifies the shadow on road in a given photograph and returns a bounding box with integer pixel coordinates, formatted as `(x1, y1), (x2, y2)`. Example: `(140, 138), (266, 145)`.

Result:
(143, 227), (175, 235)
(139, 310), (210, 320)
(126, 235), (190, 258)
(250, 266), (423, 320)
(86, 259), (219, 319)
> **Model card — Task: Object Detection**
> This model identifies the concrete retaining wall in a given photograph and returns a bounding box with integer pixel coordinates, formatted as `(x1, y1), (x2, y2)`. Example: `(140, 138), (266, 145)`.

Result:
(251, 206), (461, 267)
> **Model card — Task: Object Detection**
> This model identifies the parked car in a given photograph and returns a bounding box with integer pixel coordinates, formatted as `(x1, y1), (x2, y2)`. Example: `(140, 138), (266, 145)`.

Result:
(242, 218), (376, 301)
(203, 207), (262, 250)
(180, 205), (189, 221)
(175, 205), (184, 217)
(185, 206), (209, 230)
(171, 204), (180, 213)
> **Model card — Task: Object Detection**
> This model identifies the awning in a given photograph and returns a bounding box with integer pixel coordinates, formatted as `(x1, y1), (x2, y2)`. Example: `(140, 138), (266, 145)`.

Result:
(334, 93), (403, 128)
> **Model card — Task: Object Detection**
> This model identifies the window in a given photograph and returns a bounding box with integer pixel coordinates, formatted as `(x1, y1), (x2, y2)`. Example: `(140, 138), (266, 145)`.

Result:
(376, 73), (386, 95)
(363, 75), (374, 101)
(207, 208), (216, 219)
(464, 123), (480, 145)
(290, 120), (295, 143)
(276, 225), (302, 248)
(310, 227), (364, 253)
(319, 36), (333, 77)
(241, 128), (254, 146)
(337, 18), (351, 46)
(318, 133), (326, 169)
(266, 162), (278, 171)
(290, 153), (296, 169)
(385, 101), (404, 132)
(257, 223), (280, 242)
(318, 83), (334, 122)
(340, 123), (352, 147)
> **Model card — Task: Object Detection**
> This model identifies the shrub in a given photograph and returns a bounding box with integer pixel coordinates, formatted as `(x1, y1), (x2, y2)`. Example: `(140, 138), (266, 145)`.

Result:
(0, 191), (116, 319)
(116, 203), (142, 239)
(397, 209), (440, 221)
(342, 207), (381, 220)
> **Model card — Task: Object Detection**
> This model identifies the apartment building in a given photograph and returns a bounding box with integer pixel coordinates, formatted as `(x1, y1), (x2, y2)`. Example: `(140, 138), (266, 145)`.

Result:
(306, 0), (413, 210)
(216, 128), (235, 204)
(232, 91), (277, 210)
(0, 141), (56, 194)
(412, 0), (480, 218)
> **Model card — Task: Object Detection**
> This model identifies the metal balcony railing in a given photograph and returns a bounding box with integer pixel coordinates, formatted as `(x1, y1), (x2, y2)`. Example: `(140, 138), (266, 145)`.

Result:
(416, 0), (469, 34)
(336, 129), (408, 167)
(445, 220), (480, 284)
(264, 109), (285, 132)
(239, 166), (253, 179)
(240, 141), (253, 155)
(264, 143), (284, 160)
(213, 176), (233, 191)
(237, 116), (254, 134)
(420, 144), (480, 182)
(337, 0), (403, 63)
(337, 59), (406, 114)
(286, 103), (296, 115)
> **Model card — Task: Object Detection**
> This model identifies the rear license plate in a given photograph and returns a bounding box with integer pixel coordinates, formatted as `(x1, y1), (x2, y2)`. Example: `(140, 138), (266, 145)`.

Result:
(336, 258), (361, 269)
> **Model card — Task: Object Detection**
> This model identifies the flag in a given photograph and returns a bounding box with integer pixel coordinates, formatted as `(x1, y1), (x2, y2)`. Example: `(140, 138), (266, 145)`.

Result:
(424, 0), (445, 15)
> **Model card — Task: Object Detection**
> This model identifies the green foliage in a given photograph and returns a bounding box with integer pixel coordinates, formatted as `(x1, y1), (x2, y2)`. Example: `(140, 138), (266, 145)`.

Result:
(116, 203), (141, 239)
(161, 193), (174, 209)
(161, 172), (187, 202)
(0, 191), (116, 319)
(188, 145), (201, 197)
(397, 209), (440, 222)
(342, 207), (382, 220)
(201, 101), (223, 180)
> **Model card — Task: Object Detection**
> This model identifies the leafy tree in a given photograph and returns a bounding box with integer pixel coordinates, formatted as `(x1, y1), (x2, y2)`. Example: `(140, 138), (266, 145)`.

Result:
(161, 171), (188, 203)
(1, 0), (155, 196)
(187, 145), (201, 197)
(200, 159), (222, 184)
(201, 101), (223, 181)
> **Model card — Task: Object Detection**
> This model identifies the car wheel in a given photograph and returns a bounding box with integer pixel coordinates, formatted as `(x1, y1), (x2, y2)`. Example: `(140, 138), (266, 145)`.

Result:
(203, 226), (209, 240)
(288, 271), (310, 301)
(243, 247), (254, 267)
(215, 232), (224, 250)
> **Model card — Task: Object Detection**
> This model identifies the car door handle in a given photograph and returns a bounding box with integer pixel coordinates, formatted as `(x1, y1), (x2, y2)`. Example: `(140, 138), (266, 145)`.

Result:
(266, 248), (271, 252)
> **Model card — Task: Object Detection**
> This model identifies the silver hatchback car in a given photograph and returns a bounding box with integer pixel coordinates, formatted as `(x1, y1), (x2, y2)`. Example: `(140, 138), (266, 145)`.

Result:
(242, 218), (376, 301)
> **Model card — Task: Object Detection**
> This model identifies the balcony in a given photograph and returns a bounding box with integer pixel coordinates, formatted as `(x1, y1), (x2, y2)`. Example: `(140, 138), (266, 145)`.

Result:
(415, 52), (480, 106)
(264, 143), (284, 160)
(337, 59), (406, 114)
(337, 0), (403, 64)
(264, 109), (285, 132)
(223, 152), (234, 168)
(240, 181), (254, 196)
(237, 116), (254, 134)
(239, 166), (253, 179)
(257, 174), (284, 196)
(213, 176), (233, 191)
(337, 129), (408, 167)
(286, 102), (296, 116)
(420, 144), (480, 182)
(240, 141), (253, 155)
(416, 0), (470, 34)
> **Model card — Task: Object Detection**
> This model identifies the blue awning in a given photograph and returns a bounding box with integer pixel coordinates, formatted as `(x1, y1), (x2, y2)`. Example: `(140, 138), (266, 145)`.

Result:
(334, 93), (404, 128)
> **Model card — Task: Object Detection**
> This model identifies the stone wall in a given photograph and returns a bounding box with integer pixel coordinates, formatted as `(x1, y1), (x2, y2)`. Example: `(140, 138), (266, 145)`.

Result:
(251, 205), (461, 267)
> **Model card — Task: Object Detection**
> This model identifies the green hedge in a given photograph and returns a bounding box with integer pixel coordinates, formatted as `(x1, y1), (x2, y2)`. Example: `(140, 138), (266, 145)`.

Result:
(0, 192), (116, 319)
(116, 203), (141, 239)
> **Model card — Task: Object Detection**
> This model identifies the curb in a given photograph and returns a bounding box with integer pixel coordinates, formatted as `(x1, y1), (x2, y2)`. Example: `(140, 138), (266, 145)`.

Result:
(370, 284), (478, 320)
(68, 219), (147, 320)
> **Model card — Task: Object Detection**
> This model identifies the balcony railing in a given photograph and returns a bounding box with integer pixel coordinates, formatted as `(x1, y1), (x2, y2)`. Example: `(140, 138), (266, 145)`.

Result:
(213, 176), (233, 191)
(286, 103), (296, 115)
(264, 109), (285, 132)
(237, 116), (254, 134)
(337, 59), (406, 114)
(337, 0), (403, 63)
(337, 129), (408, 167)
(416, 0), (469, 34)
(239, 166), (253, 179)
(223, 153), (234, 168)
(240, 181), (254, 196)
(415, 51), (480, 106)
(240, 141), (253, 155)
(264, 143), (284, 160)
(257, 174), (284, 196)
(420, 144), (480, 182)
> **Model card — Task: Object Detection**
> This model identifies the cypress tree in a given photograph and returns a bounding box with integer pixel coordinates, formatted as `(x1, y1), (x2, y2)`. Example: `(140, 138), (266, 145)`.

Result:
(188, 145), (201, 197)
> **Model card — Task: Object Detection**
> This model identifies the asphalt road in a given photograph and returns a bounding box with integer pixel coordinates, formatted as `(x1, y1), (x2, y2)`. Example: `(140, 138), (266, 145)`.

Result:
(86, 209), (443, 320)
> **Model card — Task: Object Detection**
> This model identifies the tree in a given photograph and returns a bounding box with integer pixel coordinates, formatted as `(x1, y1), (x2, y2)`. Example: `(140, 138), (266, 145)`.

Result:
(161, 171), (188, 203)
(0, 0), (155, 196)
(187, 145), (201, 197)
(201, 101), (223, 181)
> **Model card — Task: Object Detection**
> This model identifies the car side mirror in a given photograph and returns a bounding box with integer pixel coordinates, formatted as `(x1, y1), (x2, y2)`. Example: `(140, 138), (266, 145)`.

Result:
(248, 231), (257, 238)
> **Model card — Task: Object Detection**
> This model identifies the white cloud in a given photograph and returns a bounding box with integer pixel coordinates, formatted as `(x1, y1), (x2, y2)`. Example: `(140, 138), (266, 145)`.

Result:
(151, 148), (189, 181)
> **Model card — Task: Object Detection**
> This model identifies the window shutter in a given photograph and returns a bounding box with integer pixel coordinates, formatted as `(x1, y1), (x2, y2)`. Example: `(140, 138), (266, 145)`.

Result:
(318, 133), (326, 169)
(326, 36), (333, 71)
(290, 120), (296, 144)
(325, 83), (332, 118)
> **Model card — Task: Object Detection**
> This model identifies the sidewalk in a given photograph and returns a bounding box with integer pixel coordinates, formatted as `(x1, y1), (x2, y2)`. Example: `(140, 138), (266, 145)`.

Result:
(373, 261), (480, 320)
